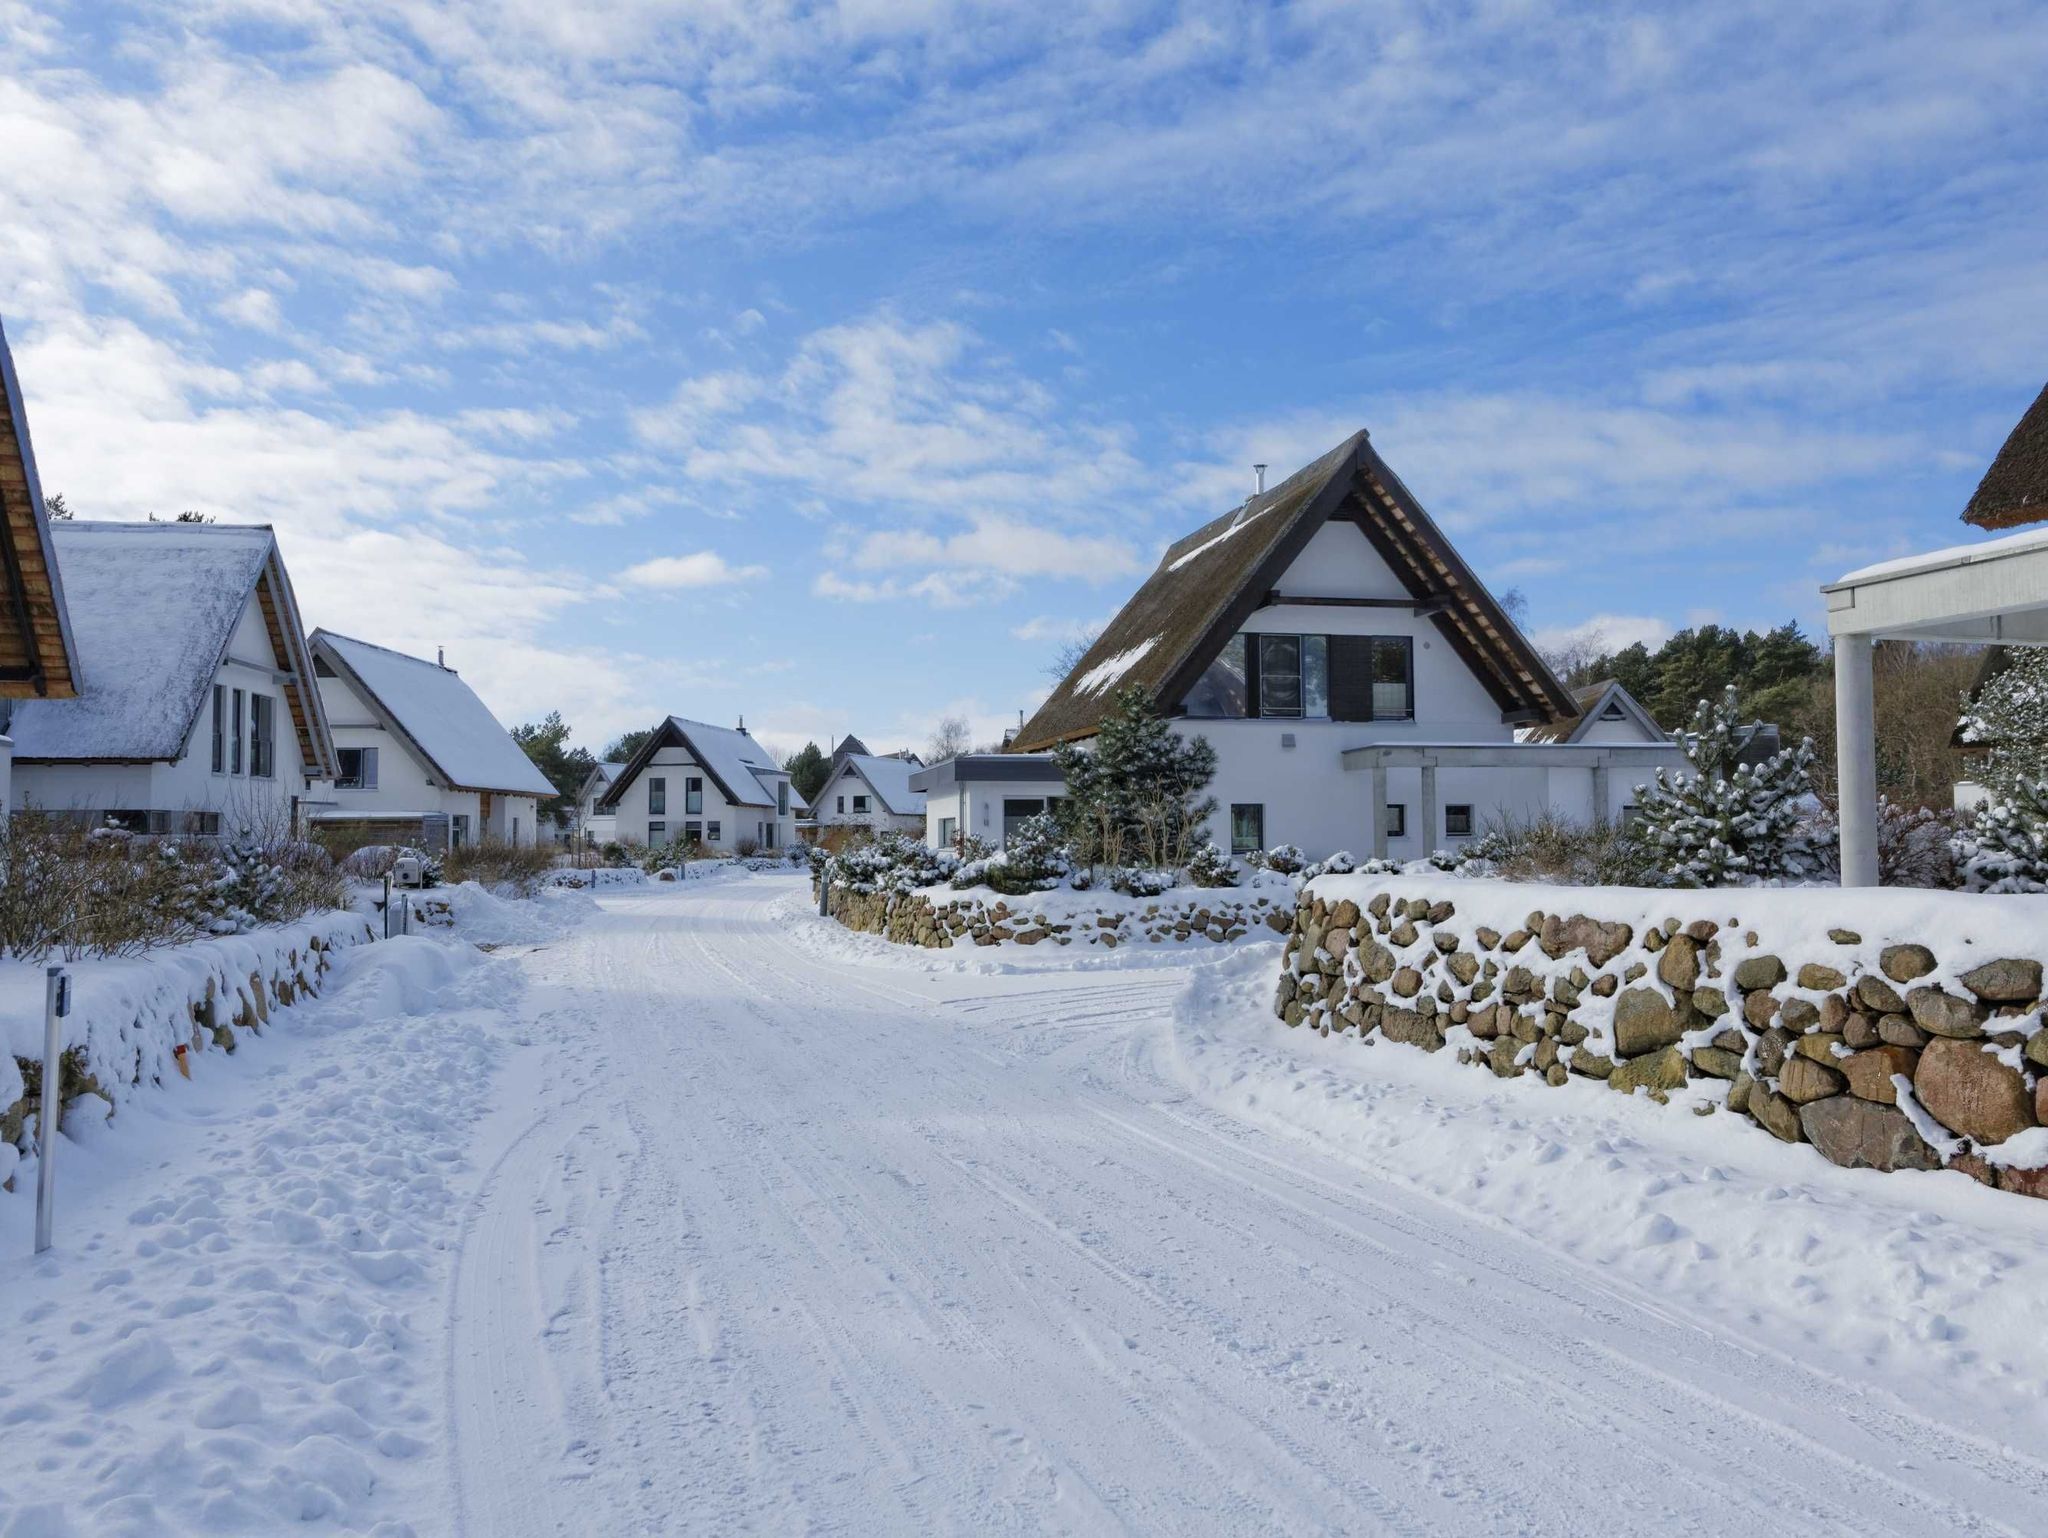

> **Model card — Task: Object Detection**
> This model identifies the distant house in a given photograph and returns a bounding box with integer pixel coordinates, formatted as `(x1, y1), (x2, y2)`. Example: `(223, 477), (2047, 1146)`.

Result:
(811, 735), (925, 836)
(909, 753), (1067, 850)
(1519, 680), (1667, 747)
(308, 631), (555, 851)
(1011, 431), (1685, 860)
(6, 521), (337, 834)
(573, 759), (627, 846)
(599, 716), (800, 852)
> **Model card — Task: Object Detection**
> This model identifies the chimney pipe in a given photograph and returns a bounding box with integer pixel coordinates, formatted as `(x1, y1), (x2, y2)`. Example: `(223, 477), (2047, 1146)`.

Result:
(437, 646), (446, 669)
(1253, 464), (1267, 495)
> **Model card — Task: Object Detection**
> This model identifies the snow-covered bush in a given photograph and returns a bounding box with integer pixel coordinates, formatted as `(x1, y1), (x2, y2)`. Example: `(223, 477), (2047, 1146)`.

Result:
(1957, 647), (2048, 795)
(1053, 685), (1217, 871)
(1186, 842), (1242, 888)
(443, 841), (553, 896)
(958, 813), (1069, 895)
(1955, 778), (2048, 893)
(1633, 686), (1823, 885)
(830, 832), (958, 894)
(1109, 864), (1176, 898)
(1425, 848), (1466, 872)
(1262, 844), (1307, 875)
(1302, 850), (1355, 880)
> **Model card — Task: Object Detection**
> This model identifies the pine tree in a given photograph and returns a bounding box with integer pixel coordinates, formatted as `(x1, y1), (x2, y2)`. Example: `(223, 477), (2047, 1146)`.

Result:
(1054, 686), (1217, 871)
(1956, 778), (2048, 893)
(1957, 648), (2048, 796)
(1633, 685), (1821, 885)
(783, 742), (830, 804)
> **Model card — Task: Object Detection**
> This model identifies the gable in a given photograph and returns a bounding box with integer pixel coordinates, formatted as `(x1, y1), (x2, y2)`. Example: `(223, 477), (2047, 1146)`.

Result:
(1012, 430), (1575, 749)
(0, 316), (80, 699)
(599, 717), (779, 811)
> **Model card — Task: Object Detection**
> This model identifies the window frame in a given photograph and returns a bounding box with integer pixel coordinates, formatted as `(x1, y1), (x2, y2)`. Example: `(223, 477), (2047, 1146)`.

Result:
(231, 688), (245, 775)
(706, 819), (722, 845)
(1230, 803), (1264, 855)
(211, 685), (226, 774)
(648, 776), (667, 816)
(1445, 803), (1474, 838)
(685, 776), (703, 815)
(648, 820), (666, 844)
(852, 793), (871, 815)
(1384, 802), (1407, 839)
(250, 694), (275, 779)
(1248, 632), (1411, 722)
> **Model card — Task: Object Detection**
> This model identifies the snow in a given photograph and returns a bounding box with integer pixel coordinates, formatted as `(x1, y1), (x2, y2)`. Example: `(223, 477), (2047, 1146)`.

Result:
(1166, 502), (1270, 571)
(663, 715), (785, 807)
(1073, 635), (1159, 695)
(1835, 522), (2048, 586)
(839, 752), (925, 815)
(10, 870), (2048, 1532)
(5, 522), (272, 761)
(317, 631), (556, 797)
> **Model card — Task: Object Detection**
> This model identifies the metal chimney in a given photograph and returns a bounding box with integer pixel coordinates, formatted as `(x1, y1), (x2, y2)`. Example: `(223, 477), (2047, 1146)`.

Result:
(437, 646), (446, 669)
(1254, 464), (1267, 495)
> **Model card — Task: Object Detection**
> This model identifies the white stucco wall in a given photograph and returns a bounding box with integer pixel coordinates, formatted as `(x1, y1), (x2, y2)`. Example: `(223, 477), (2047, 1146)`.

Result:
(922, 777), (1068, 849)
(609, 744), (798, 851)
(812, 762), (924, 836)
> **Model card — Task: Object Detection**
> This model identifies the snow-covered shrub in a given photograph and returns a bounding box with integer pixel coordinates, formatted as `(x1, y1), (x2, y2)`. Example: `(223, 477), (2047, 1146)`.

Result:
(1186, 842), (1242, 888)
(1262, 844), (1307, 875)
(1109, 864), (1176, 898)
(785, 843), (810, 867)
(1302, 850), (1355, 880)
(734, 835), (760, 857)
(1955, 778), (2048, 893)
(958, 813), (1070, 895)
(444, 841), (554, 896)
(1633, 686), (1823, 885)
(830, 832), (957, 894)
(1459, 810), (1655, 887)
(1957, 648), (2048, 795)
(1425, 847), (1466, 872)
(1066, 866), (1096, 891)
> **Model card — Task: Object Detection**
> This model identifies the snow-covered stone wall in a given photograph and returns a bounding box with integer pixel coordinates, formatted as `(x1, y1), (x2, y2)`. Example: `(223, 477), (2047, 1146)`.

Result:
(1, 910), (376, 1179)
(826, 883), (1292, 950)
(1278, 877), (2048, 1198)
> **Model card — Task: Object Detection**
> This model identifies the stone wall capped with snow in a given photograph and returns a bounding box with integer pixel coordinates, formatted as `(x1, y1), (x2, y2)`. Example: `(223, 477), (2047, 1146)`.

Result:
(826, 884), (1291, 950)
(1277, 877), (2048, 1199)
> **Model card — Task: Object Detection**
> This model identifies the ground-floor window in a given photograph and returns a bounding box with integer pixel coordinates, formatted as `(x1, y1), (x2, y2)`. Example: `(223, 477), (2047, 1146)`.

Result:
(707, 820), (722, 845)
(1001, 797), (1049, 843)
(649, 820), (666, 843)
(1230, 803), (1264, 854)
(1444, 804), (1473, 838)
(1384, 803), (1406, 839)
(938, 816), (957, 846)
(685, 820), (702, 845)
(452, 814), (470, 849)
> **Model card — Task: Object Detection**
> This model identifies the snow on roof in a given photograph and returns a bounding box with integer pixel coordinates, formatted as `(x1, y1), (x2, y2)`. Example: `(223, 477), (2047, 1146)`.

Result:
(315, 631), (555, 797)
(7, 521), (273, 760)
(668, 716), (786, 807)
(1075, 637), (1159, 696)
(600, 759), (626, 778)
(842, 753), (926, 816)
(1830, 523), (2048, 587)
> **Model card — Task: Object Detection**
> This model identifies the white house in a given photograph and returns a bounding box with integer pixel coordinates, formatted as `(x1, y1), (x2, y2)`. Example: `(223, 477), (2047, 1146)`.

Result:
(5, 520), (337, 835)
(599, 716), (800, 852)
(572, 759), (627, 846)
(308, 631), (555, 852)
(910, 753), (1068, 849)
(1011, 431), (1686, 861)
(811, 735), (925, 836)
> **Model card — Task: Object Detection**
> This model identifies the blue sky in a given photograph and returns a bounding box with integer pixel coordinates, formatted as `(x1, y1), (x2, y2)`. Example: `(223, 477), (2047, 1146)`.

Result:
(3, 1), (2045, 761)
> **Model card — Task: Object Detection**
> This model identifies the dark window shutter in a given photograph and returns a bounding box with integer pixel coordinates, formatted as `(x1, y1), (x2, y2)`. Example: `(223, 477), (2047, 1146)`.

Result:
(1329, 635), (1374, 721)
(1244, 635), (1261, 717)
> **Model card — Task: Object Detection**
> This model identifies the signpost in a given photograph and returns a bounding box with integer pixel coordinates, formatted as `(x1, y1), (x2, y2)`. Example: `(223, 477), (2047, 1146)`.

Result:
(34, 966), (68, 1255)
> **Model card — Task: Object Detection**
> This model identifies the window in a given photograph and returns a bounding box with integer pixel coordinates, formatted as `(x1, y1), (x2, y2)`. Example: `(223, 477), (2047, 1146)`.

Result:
(1384, 803), (1407, 839)
(1244, 633), (1398, 720)
(706, 820), (721, 844)
(648, 820), (666, 843)
(1600, 702), (1626, 721)
(1328, 636), (1413, 721)
(231, 689), (245, 774)
(451, 814), (469, 850)
(778, 781), (789, 815)
(836, 795), (845, 813)
(1445, 804), (1474, 838)
(336, 747), (378, 789)
(683, 821), (702, 845)
(648, 776), (667, 815)
(852, 794), (870, 815)
(1257, 634), (1302, 717)
(938, 816), (957, 846)
(1230, 803), (1264, 855)
(512, 817), (520, 845)
(250, 694), (275, 779)
(211, 685), (225, 773)
(685, 777), (703, 815)
(1371, 637), (1413, 719)
(1183, 633), (1248, 717)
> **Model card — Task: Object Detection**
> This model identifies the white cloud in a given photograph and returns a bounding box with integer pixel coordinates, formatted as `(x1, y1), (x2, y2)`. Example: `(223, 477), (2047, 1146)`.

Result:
(618, 551), (767, 588)
(215, 287), (285, 333)
(1531, 614), (1675, 661)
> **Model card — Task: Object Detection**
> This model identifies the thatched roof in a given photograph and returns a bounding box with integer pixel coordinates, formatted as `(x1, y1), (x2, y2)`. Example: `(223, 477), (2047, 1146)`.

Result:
(1012, 430), (1576, 750)
(1518, 679), (1667, 745)
(0, 315), (80, 699)
(1963, 383), (2048, 530)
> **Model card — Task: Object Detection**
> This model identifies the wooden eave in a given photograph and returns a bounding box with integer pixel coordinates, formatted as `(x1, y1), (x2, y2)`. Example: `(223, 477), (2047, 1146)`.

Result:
(0, 321), (80, 700)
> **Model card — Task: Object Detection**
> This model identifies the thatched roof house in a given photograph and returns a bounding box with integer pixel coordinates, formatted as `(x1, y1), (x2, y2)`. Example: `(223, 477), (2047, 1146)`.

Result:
(1963, 383), (2048, 530)
(0, 315), (79, 699)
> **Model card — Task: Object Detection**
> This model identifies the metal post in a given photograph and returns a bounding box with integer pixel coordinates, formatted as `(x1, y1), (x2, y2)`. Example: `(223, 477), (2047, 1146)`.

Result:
(818, 872), (830, 917)
(35, 965), (66, 1254)
(1590, 759), (1611, 830)
(382, 874), (393, 940)
(1419, 759), (1438, 856)
(1836, 633), (1880, 887)
(1369, 758), (1390, 860)
(400, 891), (410, 936)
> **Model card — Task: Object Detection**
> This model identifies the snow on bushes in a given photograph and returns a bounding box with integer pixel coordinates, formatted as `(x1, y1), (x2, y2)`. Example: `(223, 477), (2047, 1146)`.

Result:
(1186, 843), (1242, 888)
(1633, 686), (1826, 885)
(1957, 778), (2048, 894)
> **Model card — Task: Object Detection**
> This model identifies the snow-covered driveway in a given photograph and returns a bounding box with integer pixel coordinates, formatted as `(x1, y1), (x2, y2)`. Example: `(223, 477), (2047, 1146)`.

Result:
(448, 875), (2048, 1536)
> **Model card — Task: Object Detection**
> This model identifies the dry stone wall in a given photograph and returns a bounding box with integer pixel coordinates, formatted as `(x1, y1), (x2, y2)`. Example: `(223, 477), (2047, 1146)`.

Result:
(1277, 882), (2048, 1198)
(826, 885), (1291, 950)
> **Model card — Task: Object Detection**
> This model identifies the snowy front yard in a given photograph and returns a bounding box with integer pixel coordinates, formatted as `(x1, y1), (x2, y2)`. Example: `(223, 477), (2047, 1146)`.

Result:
(4, 871), (2046, 1534)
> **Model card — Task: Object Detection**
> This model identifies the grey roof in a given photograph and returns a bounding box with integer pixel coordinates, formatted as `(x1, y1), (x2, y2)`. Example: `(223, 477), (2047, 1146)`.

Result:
(908, 753), (1066, 793)
(598, 716), (789, 811)
(830, 754), (927, 816)
(1013, 430), (1575, 750)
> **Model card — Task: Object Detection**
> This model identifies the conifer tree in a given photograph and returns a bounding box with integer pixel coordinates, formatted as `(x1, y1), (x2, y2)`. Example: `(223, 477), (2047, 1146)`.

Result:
(1633, 685), (1821, 885)
(1956, 777), (2048, 893)
(1054, 686), (1218, 870)
(1957, 648), (2048, 796)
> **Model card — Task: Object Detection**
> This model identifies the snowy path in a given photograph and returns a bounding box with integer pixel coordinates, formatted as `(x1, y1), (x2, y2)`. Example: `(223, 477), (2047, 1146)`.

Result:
(445, 876), (2048, 1536)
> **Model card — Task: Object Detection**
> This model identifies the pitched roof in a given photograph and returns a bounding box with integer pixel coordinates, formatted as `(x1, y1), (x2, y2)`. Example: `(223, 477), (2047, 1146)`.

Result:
(0, 315), (80, 699)
(1519, 680), (1668, 745)
(9, 521), (333, 770)
(835, 753), (926, 816)
(311, 631), (555, 798)
(1964, 382), (2048, 530)
(598, 716), (789, 811)
(1012, 430), (1576, 750)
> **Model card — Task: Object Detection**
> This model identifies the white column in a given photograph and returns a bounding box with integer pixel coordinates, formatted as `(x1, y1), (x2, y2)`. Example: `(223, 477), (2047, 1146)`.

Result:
(1419, 760), (1438, 855)
(1590, 760), (1610, 828)
(1369, 758), (1389, 860)
(1835, 632), (1880, 887)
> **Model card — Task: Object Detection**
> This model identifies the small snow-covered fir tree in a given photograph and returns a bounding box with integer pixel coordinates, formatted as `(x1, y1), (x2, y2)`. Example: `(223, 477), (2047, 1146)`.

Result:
(214, 831), (289, 932)
(1955, 778), (2048, 893)
(1054, 686), (1217, 871)
(1957, 648), (2048, 796)
(1185, 842), (1241, 888)
(1633, 685), (1820, 885)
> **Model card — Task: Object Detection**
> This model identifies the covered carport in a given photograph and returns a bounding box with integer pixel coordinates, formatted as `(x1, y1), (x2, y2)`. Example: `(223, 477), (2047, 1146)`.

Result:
(1825, 383), (2048, 885)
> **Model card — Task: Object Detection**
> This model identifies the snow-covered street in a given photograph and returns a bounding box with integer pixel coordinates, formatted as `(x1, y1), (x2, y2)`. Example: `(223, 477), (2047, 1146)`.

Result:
(10, 872), (2048, 1535)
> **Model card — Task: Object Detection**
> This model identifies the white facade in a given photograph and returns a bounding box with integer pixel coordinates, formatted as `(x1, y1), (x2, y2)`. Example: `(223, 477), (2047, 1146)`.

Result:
(813, 755), (925, 837)
(912, 756), (1068, 850)
(604, 719), (799, 853)
(10, 569), (324, 835)
(571, 761), (624, 847)
(1171, 521), (1684, 859)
